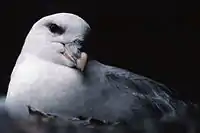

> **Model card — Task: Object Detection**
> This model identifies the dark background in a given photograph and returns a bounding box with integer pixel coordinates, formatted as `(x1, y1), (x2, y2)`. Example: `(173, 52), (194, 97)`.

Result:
(0, 0), (199, 104)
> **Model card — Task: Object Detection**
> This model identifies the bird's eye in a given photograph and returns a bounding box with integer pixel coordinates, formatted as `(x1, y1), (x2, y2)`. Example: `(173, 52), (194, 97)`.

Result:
(47, 23), (65, 35)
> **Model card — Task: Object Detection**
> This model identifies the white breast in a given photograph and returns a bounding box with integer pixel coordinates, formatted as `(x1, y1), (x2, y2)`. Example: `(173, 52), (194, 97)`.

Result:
(5, 53), (85, 118)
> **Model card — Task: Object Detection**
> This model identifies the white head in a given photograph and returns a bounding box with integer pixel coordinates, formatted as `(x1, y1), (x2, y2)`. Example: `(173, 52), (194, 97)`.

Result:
(21, 13), (90, 71)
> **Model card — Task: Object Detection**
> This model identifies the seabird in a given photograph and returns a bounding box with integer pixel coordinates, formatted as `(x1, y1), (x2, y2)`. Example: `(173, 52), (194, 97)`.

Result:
(4, 13), (199, 132)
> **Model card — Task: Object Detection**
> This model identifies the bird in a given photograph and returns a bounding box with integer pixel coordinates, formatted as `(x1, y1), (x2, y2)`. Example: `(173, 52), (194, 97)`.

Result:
(4, 13), (199, 132)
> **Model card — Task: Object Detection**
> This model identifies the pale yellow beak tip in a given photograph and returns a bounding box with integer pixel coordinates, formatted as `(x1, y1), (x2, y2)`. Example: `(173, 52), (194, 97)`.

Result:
(77, 52), (88, 71)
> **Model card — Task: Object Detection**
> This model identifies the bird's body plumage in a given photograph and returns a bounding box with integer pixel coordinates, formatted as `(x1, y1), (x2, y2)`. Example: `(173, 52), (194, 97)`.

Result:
(6, 51), (185, 123)
(6, 53), (84, 119)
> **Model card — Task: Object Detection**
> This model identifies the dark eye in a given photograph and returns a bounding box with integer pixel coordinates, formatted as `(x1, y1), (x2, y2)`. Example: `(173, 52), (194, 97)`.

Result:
(47, 23), (65, 35)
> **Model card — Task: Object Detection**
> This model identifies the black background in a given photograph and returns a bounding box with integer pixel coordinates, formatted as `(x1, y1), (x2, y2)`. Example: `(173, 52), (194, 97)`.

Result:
(0, 0), (199, 103)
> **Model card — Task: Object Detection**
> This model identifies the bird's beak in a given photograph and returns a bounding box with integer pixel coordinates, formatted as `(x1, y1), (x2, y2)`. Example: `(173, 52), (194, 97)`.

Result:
(61, 42), (88, 71)
(76, 52), (88, 71)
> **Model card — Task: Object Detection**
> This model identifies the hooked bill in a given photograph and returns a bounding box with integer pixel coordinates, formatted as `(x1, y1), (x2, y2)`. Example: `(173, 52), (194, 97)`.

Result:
(76, 52), (88, 71)
(62, 45), (87, 71)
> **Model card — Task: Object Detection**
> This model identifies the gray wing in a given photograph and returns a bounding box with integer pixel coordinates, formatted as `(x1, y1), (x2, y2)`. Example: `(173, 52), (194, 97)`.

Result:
(103, 65), (188, 119)
(103, 65), (200, 132)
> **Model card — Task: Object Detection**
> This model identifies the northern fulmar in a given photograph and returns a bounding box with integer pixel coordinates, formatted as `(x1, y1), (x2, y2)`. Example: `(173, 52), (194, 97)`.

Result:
(5, 13), (197, 131)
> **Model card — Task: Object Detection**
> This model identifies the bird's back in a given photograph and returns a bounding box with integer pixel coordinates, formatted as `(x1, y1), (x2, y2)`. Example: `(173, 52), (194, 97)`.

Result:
(84, 61), (200, 132)
(84, 61), (189, 120)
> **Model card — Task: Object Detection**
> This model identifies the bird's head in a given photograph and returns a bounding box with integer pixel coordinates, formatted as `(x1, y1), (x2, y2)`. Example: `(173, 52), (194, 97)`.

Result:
(22, 13), (91, 71)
